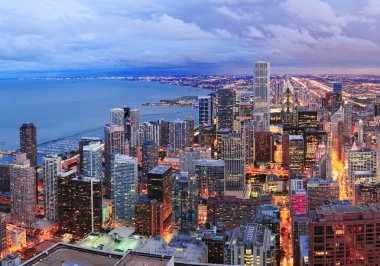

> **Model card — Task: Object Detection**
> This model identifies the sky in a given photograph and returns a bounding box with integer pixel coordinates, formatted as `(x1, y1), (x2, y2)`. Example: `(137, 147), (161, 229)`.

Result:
(0, 0), (380, 76)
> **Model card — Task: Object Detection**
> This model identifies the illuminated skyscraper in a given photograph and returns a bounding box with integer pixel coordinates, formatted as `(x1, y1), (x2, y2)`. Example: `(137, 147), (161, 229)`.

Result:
(104, 124), (125, 197)
(19, 123), (37, 167)
(42, 154), (61, 222)
(281, 78), (295, 127)
(374, 95), (380, 117)
(0, 213), (6, 259)
(255, 132), (273, 163)
(254, 61), (270, 131)
(343, 101), (353, 138)
(111, 154), (138, 225)
(141, 140), (158, 175)
(78, 137), (101, 175)
(82, 141), (103, 181)
(216, 88), (235, 131)
(288, 135), (304, 176)
(196, 159), (225, 199)
(198, 96), (213, 126)
(332, 82), (343, 114)
(241, 120), (255, 165)
(110, 108), (124, 126)
(358, 119), (364, 144)
(139, 121), (161, 146)
(331, 106), (343, 158)
(169, 119), (192, 150)
(221, 132), (245, 191)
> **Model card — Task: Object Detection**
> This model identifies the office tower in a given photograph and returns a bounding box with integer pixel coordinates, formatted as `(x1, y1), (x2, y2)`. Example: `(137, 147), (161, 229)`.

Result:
(82, 141), (103, 181)
(331, 105), (343, 159)
(139, 121), (161, 146)
(273, 79), (282, 105)
(332, 82), (343, 114)
(304, 130), (326, 169)
(184, 117), (195, 146)
(215, 128), (232, 158)
(292, 214), (309, 266)
(10, 153), (36, 227)
(255, 131), (273, 162)
(355, 183), (380, 205)
(288, 135), (304, 176)
(238, 91), (254, 122)
(195, 226), (226, 264)
(225, 223), (275, 266)
(179, 147), (211, 175)
(58, 172), (102, 240)
(0, 213), (6, 259)
(215, 88), (235, 131)
(135, 198), (163, 237)
(343, 101), (353, 138)
(199, 125), (215, 147)
(198, 96), (213, 126)
(172, 172), (198, 231)
(104, 124), (125, 197)
(254, 61), (270, 131)
(196, 159), (225, 199)
(281, 78), (295, 127)
(221, 132), (245, 191)
(19, 123), (37, 167)
(309, 203), (380, 265)
(110, 108), (124, 126)
(78, 137), (101, 175)
(297, 108), (318, 128)
(129, 108), (140, 150)
(141, 140), (158, 175)
(169, 119), (191, 150)
(282, 133), (289, 169)
(0, 164), (11, 192)
(307, 178), (339, 211)
(111, 154), (138, 225)
(374, 95), (380, 117)
(358, 119), (364, 144)
(147, 165), (173, 237)
(42, 154), (61, 222)
(241, 120), (255, 165)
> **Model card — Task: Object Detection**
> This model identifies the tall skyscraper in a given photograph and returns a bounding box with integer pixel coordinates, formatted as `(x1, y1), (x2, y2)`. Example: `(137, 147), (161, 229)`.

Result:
(0, 164), (11, 193)
(196, 159), (225, 199)
(110, 108), (124, 126)
(129, 108), (140, 151)
(78, 137), (101, 175)
(332, 82), (343, 114)
(331, 105), (343, 158)
(221, 132), (245, 191)
(10, 153), (36, 227)
(111, 154), (138, 225)
(343, 101), (353, 138)
(358, 119), (364, 144)
(169, 119), (192, 150)
(374, 95), (380, 117)
(0, 213), (6, 259)
(42, 154), (61, 222)
(58, 172), (102, 240)
(104, 124), (125, 197)
(139, 121), (161, 146)
(254, 61), (270, 131)
(198, 96), (213, 126)
(255, 131), (273, 163)
(288, 135), (304, 176)
(216, 88), (235, 131)
(19, 123), (37, 167)
(281, 78), (295, 127)
(241, 120), (255, 165)
(141, 140), (158, 175)
(179, 147), (211, 175)
(82, 141), (103, 181)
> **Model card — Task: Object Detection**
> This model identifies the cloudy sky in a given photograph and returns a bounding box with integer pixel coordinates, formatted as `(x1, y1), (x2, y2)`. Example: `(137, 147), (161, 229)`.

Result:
(1, 0), (380, 76)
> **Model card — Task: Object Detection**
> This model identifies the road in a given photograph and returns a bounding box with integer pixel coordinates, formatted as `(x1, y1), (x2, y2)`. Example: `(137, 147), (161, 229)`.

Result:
(280, 206), (293, 266)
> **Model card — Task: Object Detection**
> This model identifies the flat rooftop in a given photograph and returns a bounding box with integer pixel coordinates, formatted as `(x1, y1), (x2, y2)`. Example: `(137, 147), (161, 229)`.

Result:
(148, 165), (172, 175)
(116, 252), (172, 266)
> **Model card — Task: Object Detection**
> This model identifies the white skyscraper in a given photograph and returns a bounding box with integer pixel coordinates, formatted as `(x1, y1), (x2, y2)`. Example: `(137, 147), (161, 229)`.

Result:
(82, 141), (104, 181)
(110, 108), (124, 127)
(358, 119), (364, 144)
(198, 96), (213, 126)
(254, 61), (270, 131)
(111, 154), (138, 225)
(43, 154), (62, 222)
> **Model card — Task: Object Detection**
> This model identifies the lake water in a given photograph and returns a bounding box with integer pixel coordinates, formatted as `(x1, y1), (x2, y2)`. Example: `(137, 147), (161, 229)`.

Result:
(0, 79), (209, 151)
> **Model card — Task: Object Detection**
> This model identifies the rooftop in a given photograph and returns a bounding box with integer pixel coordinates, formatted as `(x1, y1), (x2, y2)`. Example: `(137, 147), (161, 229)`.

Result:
(148, 165), (172, 175)
(195, 159), (225, 167)
(311, 203), (380, 222)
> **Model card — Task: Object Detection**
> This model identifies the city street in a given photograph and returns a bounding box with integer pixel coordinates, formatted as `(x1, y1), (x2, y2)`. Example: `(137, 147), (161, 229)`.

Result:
(280, 207), (293, 266)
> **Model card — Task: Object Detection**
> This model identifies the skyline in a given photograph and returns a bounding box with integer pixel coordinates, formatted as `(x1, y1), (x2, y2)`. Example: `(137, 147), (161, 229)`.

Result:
(0, 0), (379, 78)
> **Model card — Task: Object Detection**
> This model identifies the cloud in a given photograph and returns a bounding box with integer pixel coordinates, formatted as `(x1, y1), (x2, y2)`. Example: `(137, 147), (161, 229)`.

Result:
(246, 26), (264, 38)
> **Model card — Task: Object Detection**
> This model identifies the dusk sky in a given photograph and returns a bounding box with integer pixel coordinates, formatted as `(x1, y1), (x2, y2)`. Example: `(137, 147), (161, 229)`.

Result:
(1, 0), (380, 76)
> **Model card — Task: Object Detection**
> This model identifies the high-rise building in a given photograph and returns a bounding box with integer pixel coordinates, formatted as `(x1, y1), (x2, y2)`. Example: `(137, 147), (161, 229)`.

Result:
(139, 121), (161, 146)
(304, 130), (326, 169)
(309, 203), (380, 265)
(110, 108), (124, 126)
(169, 119), (191, 150)
(343, 101), (353, 138)
(19, 123), (37, 167)
(198, 96), (213, 126)
(374, 95), (380, 117)
(297, 109), (318, 128)
(141, 140), (158, 175)
(104, 124), (125, 197)
(172, 172), (198, 231)
(10, 153), (36, 227)
(332, 82), (343, 114)
(78, 137), (101, 175)
(0, 164), (11, 193)
(216, 88), (235, 131)
(254, 61), (270, 131)
(255, 131), (273, 163)
(355, 182), (380, 205)
(196, 159), (225, 199)
(82, 141), (103, 181)
(129, 108), (140, 150)
(43, 154), (61, 222)
(111, 154), (138, 225)
(238, 91), (254, 122)
(331, 105), (343, 159)
(288, 135), (304, 176)
(307, 178), (339, 211)
(195, 226), (226, 264)
(135, 198), (163, 237)
(0, 213), (6, 259)
(58, 172), (102, 240)
(225, 223), (275, 266)
(221, 132), (245, 191)
(179, 147), (211, 175)
(281, 78), (295, 127)
(358, 119), (364, 144)
(241, 120), (255, 165)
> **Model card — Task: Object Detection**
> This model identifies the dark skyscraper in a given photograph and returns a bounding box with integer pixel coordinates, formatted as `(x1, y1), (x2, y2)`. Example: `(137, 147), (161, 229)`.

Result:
(141, 140), (158, 175)
(332, 82), (343, 114)
(19, 123), (37, 167)
(216, 88), (235, 131)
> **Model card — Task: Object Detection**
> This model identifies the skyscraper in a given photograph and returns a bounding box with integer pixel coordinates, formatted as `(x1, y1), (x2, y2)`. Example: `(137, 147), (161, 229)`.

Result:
(104, 124), (125, 197)
(141, 140), (158, 175)
(169, 119), (191, 150)
(110, 108), (124, 126)
(0, 164), (11, 193)
(19, 123), (37, 167)
(82, 141), (104, 181)
(343, 101), (353, 138)
(139, 121), (161, 146)
(221, 132), (245, 191)
(307, 178), (339, 211)
(332, 82), (343, 114)
(179, 147), (211, 175)
(288, 135), (304, 176)
(111, 154), (138, 225)
(42, 154), (61, 222)
(281, 78), (295, 127)
(196, 159), (225, 199)
(198, 96), (213, 126)
(254, 61), (270, 131)
(10, 153), (36, 227)
(216, 88), (235, 131)
(0, 213), (6, 259)
(78, 137), (101, 175)
(241, 120), (255, 165)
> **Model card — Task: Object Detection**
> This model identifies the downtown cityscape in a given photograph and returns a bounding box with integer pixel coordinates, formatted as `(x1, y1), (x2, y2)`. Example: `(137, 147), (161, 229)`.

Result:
(1, 1), (380, 266)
